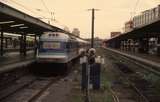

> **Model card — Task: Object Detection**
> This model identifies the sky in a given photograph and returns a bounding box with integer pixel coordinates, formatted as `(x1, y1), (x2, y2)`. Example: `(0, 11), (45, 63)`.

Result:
(1, 0), (160, 39)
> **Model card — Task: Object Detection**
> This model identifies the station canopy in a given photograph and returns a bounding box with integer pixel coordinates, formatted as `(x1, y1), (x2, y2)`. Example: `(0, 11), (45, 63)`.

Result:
(106, 17), (160, 42)
(0, 2), (63, 35)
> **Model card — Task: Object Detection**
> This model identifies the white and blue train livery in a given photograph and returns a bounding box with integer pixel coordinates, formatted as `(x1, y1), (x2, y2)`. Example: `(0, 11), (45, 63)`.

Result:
(36, 32), (80, 63)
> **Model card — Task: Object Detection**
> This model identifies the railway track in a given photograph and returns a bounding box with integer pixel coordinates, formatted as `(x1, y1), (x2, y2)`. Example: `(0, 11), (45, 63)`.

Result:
(0, 76), (36, 100)
(0, 74), (63, 102)
(105, 49), (160, 102)
(114, 63), (150, 102)
(0, 68), (29, 88)
(110, 88), (120, 102)
(28, 77), (62, 102)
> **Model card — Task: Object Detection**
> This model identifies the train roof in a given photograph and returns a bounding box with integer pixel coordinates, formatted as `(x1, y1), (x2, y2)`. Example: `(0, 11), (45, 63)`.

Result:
(40, 32), (76, 42)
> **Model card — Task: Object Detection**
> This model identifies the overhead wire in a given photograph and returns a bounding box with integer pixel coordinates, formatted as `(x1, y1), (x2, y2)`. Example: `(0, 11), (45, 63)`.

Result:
(40, 0), (50, 13)
(133, 0), (141, 16)
(40, 0), (59, 25)
(129, 0), (141, 19)
(7, 0), (46, 18)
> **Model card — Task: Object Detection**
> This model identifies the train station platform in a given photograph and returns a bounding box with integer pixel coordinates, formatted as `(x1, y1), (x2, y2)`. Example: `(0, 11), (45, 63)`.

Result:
(118, 49), (160, 64)
(0, 50), (35, 74)
(103, 47), (160, 64)
(103, 47), (160, 75)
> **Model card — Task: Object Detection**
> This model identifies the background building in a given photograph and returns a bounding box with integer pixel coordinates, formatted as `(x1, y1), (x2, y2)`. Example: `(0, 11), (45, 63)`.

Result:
(110, 32), (121, 38)
(124, 20), (133, 33)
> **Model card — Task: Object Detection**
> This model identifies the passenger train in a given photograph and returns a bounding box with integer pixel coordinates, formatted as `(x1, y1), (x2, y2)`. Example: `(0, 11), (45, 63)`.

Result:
(36, 32), (89, 64)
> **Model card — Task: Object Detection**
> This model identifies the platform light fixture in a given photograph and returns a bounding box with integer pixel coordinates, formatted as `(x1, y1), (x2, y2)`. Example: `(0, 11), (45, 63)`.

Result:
(10, 24), (25, 27)
(0, 21), (15, 24)
(19, 26), (28, 29)
(5, 33), (21, 37)
(27, 34), (35, 36)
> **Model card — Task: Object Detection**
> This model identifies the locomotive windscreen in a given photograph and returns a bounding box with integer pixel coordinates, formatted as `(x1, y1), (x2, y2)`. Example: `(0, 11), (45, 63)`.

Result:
(42, 42), (61, 49)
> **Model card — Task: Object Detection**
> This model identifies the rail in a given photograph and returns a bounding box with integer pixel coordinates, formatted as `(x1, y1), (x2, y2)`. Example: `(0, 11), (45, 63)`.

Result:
(103, 47), (160, 76)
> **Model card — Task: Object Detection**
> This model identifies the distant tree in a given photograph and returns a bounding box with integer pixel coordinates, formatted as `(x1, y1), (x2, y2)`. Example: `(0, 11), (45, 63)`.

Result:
(95, 37), (99, 40)
(64, 26), (70, 33)
(72, 28), (80, 37)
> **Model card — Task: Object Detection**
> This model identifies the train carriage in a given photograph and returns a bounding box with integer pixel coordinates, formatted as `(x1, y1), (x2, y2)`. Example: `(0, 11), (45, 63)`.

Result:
(36, 32), (89, 64)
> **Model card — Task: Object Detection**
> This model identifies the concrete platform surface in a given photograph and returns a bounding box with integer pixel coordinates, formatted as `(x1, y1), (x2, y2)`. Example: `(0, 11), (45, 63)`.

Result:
(0, 51), (35, 73)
